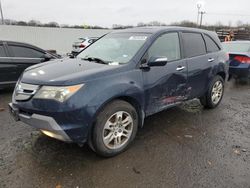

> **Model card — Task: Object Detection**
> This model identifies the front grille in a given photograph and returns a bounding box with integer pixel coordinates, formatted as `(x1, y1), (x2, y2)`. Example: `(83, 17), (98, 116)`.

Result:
(14, 82), (40, 101)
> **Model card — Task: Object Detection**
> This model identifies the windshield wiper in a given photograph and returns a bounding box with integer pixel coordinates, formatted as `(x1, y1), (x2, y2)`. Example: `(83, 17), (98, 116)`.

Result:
(82, 57), (109, 64)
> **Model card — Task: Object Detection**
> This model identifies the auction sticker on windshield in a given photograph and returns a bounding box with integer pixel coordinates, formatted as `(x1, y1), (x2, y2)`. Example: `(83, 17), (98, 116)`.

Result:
(129, 36), (148, 40)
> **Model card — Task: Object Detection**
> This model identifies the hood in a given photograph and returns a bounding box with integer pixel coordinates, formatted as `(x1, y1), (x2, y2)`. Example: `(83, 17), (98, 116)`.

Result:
(21, 58), (123, 86)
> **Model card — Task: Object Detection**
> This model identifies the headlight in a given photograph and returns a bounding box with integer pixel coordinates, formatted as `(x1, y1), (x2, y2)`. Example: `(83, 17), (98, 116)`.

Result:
(34, 84), (84, 102)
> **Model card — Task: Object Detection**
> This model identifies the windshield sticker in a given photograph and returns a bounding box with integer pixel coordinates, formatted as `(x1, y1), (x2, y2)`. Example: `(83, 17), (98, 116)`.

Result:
(109, 62), (119, 66)
(129, 36), (148, 41)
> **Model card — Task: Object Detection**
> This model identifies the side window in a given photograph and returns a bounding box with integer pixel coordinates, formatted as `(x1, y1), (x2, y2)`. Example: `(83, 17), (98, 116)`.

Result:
(182, 32), (206, 58)
(9, 45), (45, 58)
(0, 45), (7, 57)
(204, 34), (220, 53)
(148, 32), (181, 62)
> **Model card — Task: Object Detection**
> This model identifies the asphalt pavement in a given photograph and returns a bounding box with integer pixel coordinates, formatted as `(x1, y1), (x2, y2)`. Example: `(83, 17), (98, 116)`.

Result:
(0, 79), (250, 188)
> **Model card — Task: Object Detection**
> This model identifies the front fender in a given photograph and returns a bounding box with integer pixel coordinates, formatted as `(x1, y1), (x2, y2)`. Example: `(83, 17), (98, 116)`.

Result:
(87, 83), (144, 119)
(82, 69), (144, 125)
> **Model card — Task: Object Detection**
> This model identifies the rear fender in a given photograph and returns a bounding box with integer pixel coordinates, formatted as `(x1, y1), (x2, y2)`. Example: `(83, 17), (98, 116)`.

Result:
(206, 62), (228, 91)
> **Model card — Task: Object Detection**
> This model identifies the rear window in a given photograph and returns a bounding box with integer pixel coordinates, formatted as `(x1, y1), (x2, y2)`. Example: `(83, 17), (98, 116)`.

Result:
(182, 32), (206, 58)
(222, 43), (250, 53)
(0, 45), (6, 57)
(204, 35), (220, 53)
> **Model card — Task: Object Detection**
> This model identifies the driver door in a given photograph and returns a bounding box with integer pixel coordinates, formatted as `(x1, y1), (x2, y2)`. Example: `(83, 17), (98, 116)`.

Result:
(142, 32), (188, 116)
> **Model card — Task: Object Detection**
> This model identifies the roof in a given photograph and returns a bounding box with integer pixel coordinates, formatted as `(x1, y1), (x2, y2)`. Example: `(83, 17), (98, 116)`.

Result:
(112, 26), (215, 35)
(0, 40), (43, 50)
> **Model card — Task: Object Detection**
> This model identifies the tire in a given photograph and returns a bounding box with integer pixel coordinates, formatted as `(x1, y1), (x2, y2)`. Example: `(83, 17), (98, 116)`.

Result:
(91, 100), (138, 157)
(200, 75), (224, 109)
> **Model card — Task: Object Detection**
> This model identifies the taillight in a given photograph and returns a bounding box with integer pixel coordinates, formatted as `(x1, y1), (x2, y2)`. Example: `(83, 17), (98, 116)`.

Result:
(79, 44), (85, 48)
(234, 56), (250, 64)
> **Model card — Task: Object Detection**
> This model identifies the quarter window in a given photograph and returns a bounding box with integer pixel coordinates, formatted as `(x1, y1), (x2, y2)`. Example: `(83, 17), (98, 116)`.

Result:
(182, 32), (206, 58)
(9, 45), (45, 58)
(204, 34), (220, 53)
(148, 32), (181, 62)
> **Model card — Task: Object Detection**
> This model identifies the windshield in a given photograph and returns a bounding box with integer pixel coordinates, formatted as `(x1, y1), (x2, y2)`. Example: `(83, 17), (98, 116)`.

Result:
(78, 33), (149, 64)
(222, 42), (250, 53)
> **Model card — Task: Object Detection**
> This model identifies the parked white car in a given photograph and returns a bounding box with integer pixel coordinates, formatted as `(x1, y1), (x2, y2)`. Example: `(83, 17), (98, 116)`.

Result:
(72, 37), (99, 54)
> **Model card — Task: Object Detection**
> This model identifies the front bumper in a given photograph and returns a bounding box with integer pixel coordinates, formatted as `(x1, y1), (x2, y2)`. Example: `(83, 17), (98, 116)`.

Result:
(9, 103), (72, 142)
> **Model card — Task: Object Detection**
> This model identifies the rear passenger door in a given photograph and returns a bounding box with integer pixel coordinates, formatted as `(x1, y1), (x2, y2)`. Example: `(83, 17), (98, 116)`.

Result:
(7, 44), (46, 81)
(181, 32), (213, 98)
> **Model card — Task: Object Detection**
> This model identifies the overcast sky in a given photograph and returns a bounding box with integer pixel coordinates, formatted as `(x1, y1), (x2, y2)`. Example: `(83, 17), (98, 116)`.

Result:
(1, 0), (250, 27)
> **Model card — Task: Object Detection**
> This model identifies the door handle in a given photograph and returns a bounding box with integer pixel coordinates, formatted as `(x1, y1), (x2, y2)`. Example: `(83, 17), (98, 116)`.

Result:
(208, 58), (215, 62)
(176, 66), (186, 71)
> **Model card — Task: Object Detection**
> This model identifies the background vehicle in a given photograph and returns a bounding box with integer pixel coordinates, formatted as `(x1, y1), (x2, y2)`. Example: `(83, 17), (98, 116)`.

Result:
(71, 37), (99, 55)
(0, 41), (60, 89)
(9, 27), (228, 157)
(222, 41), (250, 78)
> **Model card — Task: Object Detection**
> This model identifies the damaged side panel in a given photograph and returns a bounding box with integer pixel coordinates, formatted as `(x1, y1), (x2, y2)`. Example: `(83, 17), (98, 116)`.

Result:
(143, 59), (189, 116)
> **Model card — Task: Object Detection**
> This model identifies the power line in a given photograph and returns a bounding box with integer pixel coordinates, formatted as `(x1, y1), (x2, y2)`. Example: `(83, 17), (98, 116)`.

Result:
(206, 12), (250, 17)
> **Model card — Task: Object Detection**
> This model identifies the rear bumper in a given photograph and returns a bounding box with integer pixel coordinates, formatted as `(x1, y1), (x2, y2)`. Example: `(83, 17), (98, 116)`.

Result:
(229, 65), (250, 78)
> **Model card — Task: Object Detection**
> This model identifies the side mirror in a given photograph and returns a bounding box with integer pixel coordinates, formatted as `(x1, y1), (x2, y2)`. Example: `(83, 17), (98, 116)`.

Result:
(147, 56), (168, 67)
(42, 53), (53, 61)
(67, 52), (77, 58)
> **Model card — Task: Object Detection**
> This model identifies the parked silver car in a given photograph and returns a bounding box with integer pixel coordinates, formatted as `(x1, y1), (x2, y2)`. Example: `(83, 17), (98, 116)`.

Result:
(72, 37), (99, 54)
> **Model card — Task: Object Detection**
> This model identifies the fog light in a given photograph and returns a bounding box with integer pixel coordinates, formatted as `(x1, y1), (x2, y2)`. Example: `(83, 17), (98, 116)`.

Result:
(41, 130), (65, 141)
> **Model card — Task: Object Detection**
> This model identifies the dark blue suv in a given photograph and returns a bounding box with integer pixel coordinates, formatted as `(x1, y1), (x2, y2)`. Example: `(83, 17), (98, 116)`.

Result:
(9, 27), (229, 157)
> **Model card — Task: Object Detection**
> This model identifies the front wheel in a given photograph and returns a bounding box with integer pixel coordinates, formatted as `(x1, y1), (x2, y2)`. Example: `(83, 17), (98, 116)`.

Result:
(91, 100), (138, 157)
(200, 75), (224, 109)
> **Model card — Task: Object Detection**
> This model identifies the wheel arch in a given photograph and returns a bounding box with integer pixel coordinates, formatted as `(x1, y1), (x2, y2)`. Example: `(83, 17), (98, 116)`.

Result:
(93, 95), (144, 128)
(217, 71), (226, 81)
(215, 61), (228, 81)
(87, 95), (145, 144)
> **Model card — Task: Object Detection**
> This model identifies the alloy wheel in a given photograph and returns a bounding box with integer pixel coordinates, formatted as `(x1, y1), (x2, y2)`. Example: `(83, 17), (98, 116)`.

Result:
(211, 80), (223, 105)
(102, 111), (133, 150)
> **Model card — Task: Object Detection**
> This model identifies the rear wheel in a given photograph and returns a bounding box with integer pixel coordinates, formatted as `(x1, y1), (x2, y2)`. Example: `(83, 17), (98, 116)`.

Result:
(91, 100), (138, 157)
(200, 75), (224, 109)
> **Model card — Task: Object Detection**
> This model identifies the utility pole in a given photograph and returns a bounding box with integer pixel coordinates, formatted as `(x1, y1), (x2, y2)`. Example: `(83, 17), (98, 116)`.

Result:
(197, 3), (202, 26)
(200, 11), (205, 28)
(0, 0), (4, 25)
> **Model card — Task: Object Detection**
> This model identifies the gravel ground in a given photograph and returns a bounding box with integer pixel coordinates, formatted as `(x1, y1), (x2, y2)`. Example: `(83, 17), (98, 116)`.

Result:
(0, 79), (250, 188)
